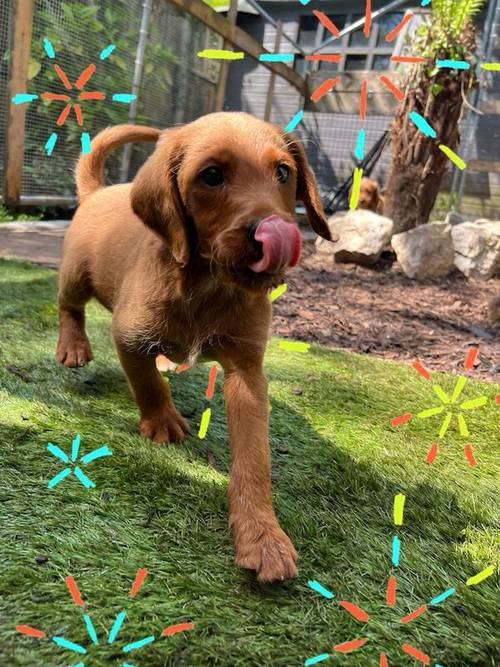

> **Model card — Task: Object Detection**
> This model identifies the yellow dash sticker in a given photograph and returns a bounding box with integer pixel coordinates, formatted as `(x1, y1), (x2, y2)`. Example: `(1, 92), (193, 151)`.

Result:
(349, 167), (363, 209)
(466, 565), (495, 586)
(269, 283), (288, 302)
(197, 49), (244, 60)
(439, 144), (466, 170)
(480, 63), (500, 71)
(279, 341), (310, 353)
(393, 494), (406, 526)
(198, 407), (212, 439)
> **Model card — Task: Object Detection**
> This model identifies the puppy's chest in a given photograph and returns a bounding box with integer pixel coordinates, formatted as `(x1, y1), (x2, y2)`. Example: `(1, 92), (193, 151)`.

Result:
(148, 306), (241, 364)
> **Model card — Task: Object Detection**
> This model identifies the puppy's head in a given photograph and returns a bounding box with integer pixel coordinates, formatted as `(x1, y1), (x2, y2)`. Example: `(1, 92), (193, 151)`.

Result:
(131, 112), (330, 291)
(357, 177), (382, 212)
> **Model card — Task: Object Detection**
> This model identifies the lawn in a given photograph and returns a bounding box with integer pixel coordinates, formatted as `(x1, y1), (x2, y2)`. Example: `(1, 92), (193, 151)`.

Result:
(0, 258), (498, 667)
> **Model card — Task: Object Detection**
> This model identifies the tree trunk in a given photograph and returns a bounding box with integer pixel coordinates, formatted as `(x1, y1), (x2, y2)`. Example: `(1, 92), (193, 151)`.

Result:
(384, 32), (476, 233)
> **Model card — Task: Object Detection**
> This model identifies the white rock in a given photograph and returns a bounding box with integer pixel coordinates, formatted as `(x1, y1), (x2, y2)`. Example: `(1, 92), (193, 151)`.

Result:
(451, 220), (500, 279)
(315, 209), (393, 265)
(392, 223), (455, 279)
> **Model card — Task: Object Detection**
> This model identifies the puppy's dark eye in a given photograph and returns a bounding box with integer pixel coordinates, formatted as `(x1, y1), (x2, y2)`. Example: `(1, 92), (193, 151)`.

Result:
(200, 166), (224, 187)
(276, 164), (290, 184)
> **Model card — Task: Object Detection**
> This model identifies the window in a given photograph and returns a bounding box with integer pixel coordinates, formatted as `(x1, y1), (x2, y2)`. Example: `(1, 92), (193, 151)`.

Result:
(294, 54), (307, 76)
(376, 12), (404, 45)
(349, 14), (368, 47)
(296, 10), (413, 74)
(323, 14), (347, 38)
(373, 55), (391, 70)
(345, 55), (367, 70)
(298, 15), (319, 48)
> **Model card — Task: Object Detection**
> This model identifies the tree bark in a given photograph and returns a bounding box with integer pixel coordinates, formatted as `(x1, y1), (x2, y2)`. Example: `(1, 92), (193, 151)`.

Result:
(384, 29), (476, 233)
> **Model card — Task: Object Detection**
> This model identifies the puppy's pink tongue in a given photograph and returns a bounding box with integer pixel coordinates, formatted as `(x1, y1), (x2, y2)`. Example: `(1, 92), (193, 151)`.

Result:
(249, 215), (301, 274)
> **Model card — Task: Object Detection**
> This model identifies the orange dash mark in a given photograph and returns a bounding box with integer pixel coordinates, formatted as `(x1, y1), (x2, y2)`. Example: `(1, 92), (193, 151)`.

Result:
(496, 394), (500, 405)
(379, 75), (404, 101)
(305, 54), (342, 62)
(75, 63), (96, 90)
(333, 638), (369, 653)
(205, 364), (218, 400)
(73, 104), (83, 127)
(412, 361), (431, 380)
(129, 568), (148, 598)
(464, 347), (478, 370)
(464, 444), (476, 466)
(162, 621), (194, 636)
(401, 643), (430, 664)
(54, 64), (72, 89)
(16, 625), (46, 638)
(400, 604), (427, 623)
(339, 601), (370, 622)
(65, 576), (84, 606)
(386, 575), (396, 606)
(176, 363), (190, 374)
(364, 0), (372, 37)
(56, 104), (71, 126)
(380, 652), (388, 667)
(425, 442), (438, 464)
(359, 81), (367, 120)
(313, 10), (340, 37)
(391, 55), (426, 63)
(41, 92), (71, 101)
(391, 412), (412, 427)
(79, 91), (105, 100)
(310, 77), (339, 103)
(385, 12), (413, 42)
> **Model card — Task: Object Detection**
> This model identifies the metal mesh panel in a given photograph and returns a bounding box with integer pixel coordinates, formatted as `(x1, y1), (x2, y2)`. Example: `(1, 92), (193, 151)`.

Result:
(0, 0), (13, 191)
(297, 112), (392, 198)
(11, 0), (220, 201)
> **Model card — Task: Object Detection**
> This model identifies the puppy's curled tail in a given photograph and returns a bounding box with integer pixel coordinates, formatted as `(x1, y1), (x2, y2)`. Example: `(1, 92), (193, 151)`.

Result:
(75, 124), (161, 202)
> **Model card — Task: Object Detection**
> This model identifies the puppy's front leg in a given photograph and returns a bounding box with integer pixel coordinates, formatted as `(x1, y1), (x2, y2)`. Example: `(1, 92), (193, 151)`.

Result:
(219, 352), (298, 582)
(114, 339), (190, 443)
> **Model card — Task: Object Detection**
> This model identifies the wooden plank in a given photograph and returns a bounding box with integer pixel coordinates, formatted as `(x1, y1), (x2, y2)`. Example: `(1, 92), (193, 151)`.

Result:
(3, 0), (35, 206)
(165, 0), (307, 95)
(468, 160), (500, 173)
(214, 0), (239, 111)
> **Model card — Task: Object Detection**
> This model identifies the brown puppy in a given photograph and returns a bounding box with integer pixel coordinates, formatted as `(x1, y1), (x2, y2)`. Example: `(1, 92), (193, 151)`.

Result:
(56, 112), (331, 582)
(357, 176), (384, 214)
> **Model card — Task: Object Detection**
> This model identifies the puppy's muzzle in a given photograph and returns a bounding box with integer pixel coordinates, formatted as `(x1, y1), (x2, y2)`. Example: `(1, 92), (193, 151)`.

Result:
(248, 215), (302, 274)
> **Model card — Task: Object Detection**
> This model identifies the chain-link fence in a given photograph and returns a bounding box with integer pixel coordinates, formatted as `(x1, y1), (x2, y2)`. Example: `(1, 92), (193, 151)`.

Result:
(1, 0), (222, 203)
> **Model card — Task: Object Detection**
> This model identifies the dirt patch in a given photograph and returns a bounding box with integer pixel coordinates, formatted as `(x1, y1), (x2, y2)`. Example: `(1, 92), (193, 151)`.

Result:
(273, 241), (500, 381)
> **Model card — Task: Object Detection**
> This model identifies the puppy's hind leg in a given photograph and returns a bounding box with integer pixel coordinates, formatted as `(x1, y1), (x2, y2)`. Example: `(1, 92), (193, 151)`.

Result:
(55, 260), (94, 368)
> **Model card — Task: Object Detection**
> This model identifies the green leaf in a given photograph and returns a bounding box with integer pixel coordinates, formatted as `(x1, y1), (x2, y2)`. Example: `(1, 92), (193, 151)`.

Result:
(27, 58), (41, 80)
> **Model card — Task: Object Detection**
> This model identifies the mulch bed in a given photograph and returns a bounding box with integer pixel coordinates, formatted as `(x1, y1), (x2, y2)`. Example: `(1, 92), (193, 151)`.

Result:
(273, 241), (500, 381)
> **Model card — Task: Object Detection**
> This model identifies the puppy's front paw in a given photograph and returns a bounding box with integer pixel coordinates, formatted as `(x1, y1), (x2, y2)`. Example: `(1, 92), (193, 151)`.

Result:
(55, 337), (93, 367)
(139, 409), (190, 443)
(233, 517), (298, 583)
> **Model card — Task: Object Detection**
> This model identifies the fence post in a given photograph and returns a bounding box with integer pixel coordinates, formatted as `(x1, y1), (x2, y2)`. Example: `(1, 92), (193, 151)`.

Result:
(119, 0), (153, 183)
(264, 20), (282, 122)
(213, 0), (238, 112)
(3, 0), (35, 206)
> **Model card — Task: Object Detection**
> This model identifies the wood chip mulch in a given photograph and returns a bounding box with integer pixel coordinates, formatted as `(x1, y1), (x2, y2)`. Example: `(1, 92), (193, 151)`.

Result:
(273, 242), (500, 381)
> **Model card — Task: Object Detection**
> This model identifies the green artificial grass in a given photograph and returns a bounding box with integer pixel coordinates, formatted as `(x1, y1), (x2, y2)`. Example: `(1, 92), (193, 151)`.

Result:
(0, 258), (498, 667)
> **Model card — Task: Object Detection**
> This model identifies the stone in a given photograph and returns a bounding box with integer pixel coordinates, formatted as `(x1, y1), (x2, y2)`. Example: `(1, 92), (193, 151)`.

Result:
(315, 209), (393, 266)
(451, 220), (500, 279)
(392, 223), (455, 279)
(444, 211), (469, 226)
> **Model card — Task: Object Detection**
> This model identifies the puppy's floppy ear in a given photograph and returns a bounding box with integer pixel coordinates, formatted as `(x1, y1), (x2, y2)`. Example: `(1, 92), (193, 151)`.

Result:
(285, 133), (331, 241)
(130, 128), (191, 266)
